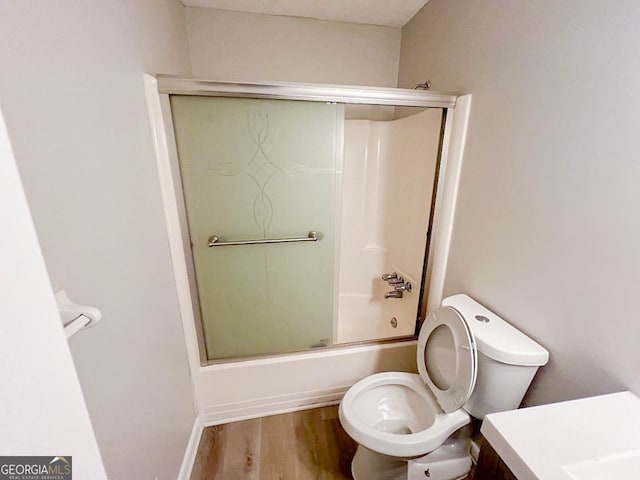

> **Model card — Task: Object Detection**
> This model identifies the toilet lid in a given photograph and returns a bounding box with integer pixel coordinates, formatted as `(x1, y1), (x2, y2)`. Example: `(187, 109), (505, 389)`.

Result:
(417, 306), (477, 413)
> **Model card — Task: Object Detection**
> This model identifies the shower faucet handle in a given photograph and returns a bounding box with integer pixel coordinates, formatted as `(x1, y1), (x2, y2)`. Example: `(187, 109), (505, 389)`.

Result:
(381, 272), (397, 281)
(385, 290), (403, 299)
(388, 277), (405, 285)
(394, 282), (412, 293)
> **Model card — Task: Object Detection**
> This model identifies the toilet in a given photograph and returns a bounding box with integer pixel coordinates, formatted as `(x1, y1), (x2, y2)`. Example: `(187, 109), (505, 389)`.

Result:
(339, 294), (549, 480)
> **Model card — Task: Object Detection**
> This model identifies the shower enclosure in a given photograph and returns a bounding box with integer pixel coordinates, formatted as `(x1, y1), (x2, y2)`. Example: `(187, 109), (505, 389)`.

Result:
(148, 77), (463, 367)
(146, 76), (470, 422)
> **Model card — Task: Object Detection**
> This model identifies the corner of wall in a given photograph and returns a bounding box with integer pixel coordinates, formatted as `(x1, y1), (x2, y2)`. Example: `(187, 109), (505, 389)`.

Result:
(177, 415), (203, 480)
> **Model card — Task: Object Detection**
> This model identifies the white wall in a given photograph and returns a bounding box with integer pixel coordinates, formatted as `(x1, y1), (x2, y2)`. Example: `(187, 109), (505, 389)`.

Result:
(0, 2), (196, 478)
(0, 109), (106, 479)
(185, 7), (401, 87)
(399, 0), (640, 405)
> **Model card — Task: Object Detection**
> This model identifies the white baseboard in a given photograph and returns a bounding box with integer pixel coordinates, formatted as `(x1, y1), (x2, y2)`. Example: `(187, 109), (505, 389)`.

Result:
(177, 387), (348, 478)
(202, 398), (343, 427)
(177, 415), (203, 480)
(200, 385), (349, 426)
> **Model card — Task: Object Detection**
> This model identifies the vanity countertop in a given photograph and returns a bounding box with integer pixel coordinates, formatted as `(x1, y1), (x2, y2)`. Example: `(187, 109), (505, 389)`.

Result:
(481, 391), (640, 480)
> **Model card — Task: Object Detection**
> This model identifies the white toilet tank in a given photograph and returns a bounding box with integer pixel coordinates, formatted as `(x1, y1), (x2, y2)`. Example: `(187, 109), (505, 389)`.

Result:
(442, 295), (549, 419)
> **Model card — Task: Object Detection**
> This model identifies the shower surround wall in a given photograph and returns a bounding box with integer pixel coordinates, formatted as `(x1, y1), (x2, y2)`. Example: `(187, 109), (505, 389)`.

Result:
(338, 109), (442, 343)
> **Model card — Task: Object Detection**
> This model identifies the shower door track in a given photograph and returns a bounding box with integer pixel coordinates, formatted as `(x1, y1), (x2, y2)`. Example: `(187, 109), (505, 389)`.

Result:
(156, 76), (457, 108)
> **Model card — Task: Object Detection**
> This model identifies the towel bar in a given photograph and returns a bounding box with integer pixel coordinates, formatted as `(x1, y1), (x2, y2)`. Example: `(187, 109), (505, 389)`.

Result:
(207, 231), (319, 247)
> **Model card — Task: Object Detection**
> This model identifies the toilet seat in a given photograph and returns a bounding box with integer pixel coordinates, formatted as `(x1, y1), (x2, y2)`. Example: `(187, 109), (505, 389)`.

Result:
(338, 305), (478, 459)
(417, 306), (477, 413)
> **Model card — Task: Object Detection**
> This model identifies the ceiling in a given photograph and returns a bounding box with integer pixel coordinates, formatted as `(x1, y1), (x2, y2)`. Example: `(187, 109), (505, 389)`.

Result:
(181, 0), (430, 27)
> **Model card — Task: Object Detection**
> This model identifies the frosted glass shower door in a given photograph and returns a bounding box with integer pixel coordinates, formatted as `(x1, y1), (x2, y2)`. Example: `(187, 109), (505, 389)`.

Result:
(171, 96), (340, 360)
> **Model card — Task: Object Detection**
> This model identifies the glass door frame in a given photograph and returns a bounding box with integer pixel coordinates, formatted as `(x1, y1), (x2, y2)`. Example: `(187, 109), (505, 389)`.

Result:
(147, 75), (467, 367)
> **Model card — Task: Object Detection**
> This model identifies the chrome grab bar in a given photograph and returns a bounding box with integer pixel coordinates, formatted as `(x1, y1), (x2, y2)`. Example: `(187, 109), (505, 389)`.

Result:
(208, 231), (319, 247)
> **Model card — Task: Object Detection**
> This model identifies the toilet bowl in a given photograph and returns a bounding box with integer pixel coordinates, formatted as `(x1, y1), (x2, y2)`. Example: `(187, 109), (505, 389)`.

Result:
(339, 372), (469, 458)
(339, 371), (472, 480)
(339, 294), (549, 480)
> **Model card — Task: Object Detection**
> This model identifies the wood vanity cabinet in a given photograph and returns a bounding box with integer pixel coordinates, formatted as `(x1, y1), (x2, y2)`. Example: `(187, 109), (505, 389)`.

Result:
(473, 440), (518, 480)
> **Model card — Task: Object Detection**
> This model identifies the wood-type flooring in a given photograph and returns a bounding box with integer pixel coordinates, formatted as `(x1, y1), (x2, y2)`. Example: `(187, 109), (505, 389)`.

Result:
(191, 406), (357, 479)
(191, 405), (475, 480)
